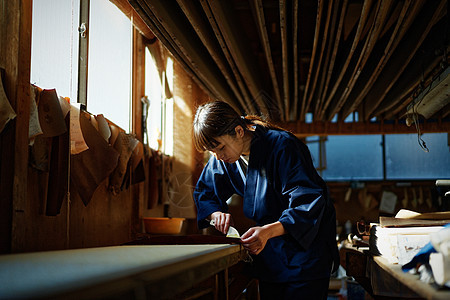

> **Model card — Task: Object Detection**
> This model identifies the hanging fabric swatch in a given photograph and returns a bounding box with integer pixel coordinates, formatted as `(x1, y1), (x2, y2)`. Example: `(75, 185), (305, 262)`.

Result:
(0, 71), (16, 133)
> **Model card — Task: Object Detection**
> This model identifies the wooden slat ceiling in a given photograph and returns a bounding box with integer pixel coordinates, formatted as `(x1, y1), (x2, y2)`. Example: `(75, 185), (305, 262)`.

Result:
(127, 0), (450, 134)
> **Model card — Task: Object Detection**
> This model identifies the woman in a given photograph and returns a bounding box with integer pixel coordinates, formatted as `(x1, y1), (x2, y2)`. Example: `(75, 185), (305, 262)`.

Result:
(193, 101), (339, 299)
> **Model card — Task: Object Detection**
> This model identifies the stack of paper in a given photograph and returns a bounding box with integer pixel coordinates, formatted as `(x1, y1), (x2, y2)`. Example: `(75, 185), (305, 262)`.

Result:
(370, 225), (443, 264)
(370, 209), (449, 264)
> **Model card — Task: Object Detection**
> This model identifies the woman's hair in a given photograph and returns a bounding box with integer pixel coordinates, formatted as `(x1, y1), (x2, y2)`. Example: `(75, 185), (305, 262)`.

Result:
(193, 101), (284, 151)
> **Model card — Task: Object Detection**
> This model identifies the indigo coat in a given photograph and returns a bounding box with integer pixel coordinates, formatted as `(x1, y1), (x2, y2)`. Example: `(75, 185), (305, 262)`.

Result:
(194, 125), (339, 282)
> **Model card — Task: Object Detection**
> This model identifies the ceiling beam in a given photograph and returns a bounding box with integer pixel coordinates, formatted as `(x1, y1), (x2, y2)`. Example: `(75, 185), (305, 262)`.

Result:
(327, 0), (393, 121)
(278, 119), (450, 137)
(382, 54), (444, 119)
(319, 0), (374, 121)
(300, 0), (325, 121)
(176, 0), (250, 113)
(205, 0), (271, 118)
(363, 0), (447, 120)
(199, 0), (255, 114)
(279, 0), (289, 120)
(341, 1), (416, 119)
(291, 0), (300, 122)
(130, 0), (242, 112)
(314, 0), (343, 118)
(249, 0), (283, 120)
(316, 0), (347, 119)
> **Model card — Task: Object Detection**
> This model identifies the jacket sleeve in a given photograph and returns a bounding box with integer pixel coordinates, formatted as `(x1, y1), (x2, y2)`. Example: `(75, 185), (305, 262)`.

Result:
(275, 138), (328, 250)
(193, 156), (236, 229)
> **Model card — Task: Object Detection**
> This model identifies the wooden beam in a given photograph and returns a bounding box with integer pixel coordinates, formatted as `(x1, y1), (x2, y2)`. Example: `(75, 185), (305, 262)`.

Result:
(277, 119), (450, 137)
(279, 0), (289, 120)
(131, 28), (145, 141)
(0, 0), (32, 252)
(342, 1), (417, 118)
(316, 0), (347, 118)
(304, 0), (334, 120)
(129, 0), (210, 98)
(377, 55), (442, 119)
(314, 0), (344, 118)
(300, 0), (325, 121)
(327, 0), (393, 121)
(110, 0), (156, 40)
(319, 0), (374, 121)
(206, 0), (270, 117)
(363, 0), (447, 120)
(131, 0), (242, 112)
(198, 0), (253, 114)
(77, 0), (89, 106)
(177, 0), (249, 113)
(131, 28), (145, 239)
(291, 0), (299, 121)
(250, 0), (283, 120)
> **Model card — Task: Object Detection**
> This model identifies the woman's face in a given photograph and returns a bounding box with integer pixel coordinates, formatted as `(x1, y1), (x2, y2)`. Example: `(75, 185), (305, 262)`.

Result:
(210, 126), (245, 163)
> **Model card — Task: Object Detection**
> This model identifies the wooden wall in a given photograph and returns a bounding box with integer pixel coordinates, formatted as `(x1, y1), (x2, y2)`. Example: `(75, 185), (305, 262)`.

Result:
(0, 2), (203, 253)
(329, 181), (441, 239)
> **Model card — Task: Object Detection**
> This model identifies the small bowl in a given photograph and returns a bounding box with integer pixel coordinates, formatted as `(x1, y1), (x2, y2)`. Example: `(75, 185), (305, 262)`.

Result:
(143, 217), (185, 235)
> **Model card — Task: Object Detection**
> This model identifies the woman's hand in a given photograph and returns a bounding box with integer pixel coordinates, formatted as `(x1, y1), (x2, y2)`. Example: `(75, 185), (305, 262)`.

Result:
(240, 227), (269, 255)
(241, 222), (286, 255)
(210, 212), (233, 235)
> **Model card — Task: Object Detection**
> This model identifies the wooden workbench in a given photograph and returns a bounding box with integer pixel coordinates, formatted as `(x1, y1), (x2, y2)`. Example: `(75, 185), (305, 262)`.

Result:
(372, 256), (450, 300)
(0, 244), (248, 299)
(345, 247), (450, 300)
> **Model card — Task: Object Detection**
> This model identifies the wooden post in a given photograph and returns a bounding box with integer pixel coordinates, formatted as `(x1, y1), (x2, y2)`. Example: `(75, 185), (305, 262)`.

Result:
(131, 27), (145, 238)
(0, 0), (33, 253)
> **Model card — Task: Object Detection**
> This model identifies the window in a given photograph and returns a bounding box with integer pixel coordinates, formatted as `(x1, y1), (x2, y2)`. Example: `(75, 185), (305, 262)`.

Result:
(31, 0), (132, 132)
(86, 0), (132, 132)
(145, 48), (173, 155)
(308, 135), (384, 180)
(385, 133), (450, 180)
(31, 0), (80, 101)
(308, 133), (449, 181)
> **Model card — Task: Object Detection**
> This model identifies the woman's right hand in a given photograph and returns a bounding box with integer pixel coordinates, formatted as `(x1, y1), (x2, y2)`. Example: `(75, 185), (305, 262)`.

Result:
(210, 212), (233, 235)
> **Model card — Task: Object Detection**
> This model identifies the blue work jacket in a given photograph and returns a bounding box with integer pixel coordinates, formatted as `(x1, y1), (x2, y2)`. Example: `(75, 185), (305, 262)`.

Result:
(194, 125), (339, 282)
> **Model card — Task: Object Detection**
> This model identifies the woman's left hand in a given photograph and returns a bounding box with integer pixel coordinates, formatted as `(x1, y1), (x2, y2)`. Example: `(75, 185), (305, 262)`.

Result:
(240, 221), (287, 255)
(240, 226), (270, 255)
